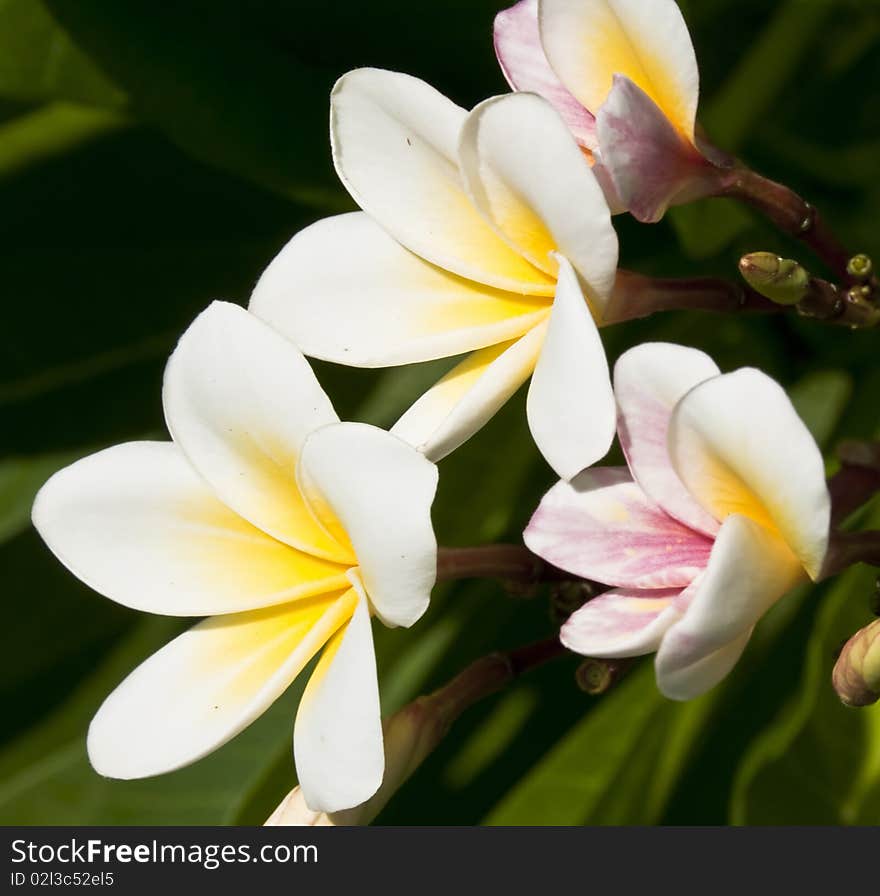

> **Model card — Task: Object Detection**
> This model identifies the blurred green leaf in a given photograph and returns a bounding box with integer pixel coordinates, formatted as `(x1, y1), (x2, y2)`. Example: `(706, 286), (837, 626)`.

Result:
(0, 103), (126, 180)
(0, 448), (92, 542)
(788, 369), (852, 449)
(730, 505), (880, 825)
(0, 0), (125, 106)
(44, 0), (347, 207)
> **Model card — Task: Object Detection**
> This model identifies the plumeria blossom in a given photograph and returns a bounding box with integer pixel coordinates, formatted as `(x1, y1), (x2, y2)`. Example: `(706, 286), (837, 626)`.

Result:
(525, 342), (831, 699)
(32, 301), (439, 813)
(495, 0), (728, 223)
(250, 68), (619, 481)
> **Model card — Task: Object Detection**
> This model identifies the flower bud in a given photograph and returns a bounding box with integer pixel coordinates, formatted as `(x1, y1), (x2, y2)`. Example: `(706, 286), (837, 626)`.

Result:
(832, 618), (880, 707)
(739, 252), (810, 306)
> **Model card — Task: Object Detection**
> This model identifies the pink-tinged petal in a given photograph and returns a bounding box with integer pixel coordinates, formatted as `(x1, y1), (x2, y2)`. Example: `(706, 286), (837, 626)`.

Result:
(655, 514), (805, 700)
(524, 467), (713, 588)
(596, 75), (718, 223)
(494, 0), (597, 150)
(561, 587), (683, 658)
(614, 342), (720, 537)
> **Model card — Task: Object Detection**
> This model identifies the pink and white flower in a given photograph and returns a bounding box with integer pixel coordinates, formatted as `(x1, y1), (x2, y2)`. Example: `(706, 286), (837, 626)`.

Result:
(525, 343), (831, 699)
(494, 0), (727, 223)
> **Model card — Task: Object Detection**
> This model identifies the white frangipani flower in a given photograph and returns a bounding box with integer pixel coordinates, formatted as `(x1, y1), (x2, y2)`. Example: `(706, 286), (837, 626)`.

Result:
(250, 68), (620, 481)
(32, 301), (438, 813)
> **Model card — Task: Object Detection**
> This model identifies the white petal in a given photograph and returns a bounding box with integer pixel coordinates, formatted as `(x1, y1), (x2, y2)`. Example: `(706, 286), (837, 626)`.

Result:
(294, 584), (384, 813)
(669, 368), (831, 579)
(459, 92), (618, 307)
(614, 342), (719, 536)
(163, 301), (353, 563)
(526, 258), (616, 480)
(525, 467), (713, 588)
(330, 68), (554, 295)
(655, 628), (752, 702)
(655, 514), (804, 700)
(561, 587), (683, 658)
(392, 325), (546, 463)
(298, 423), (438, 629)
(87, 588), (358, 779)
(31, 442), (350, 617)
(539, 0), (700, 138)
(494, 0), (597, 149)
(250, 212), (549, 367)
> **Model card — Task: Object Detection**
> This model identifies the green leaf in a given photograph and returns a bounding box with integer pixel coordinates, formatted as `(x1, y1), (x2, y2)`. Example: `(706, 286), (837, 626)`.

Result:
(730, 504), (880, 825)
(788, 370), (852, 451)
(0, 0), (124, 107)
(43, 0), (347, 207)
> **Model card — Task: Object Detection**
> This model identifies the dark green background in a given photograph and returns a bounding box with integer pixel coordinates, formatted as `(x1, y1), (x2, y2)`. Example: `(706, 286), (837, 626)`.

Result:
(2, 0), (879, 824)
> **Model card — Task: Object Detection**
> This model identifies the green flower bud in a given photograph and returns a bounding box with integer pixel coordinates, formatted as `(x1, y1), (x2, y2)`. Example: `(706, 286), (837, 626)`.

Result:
(832, 618), (880, 707)
(739, 252), (810, 306)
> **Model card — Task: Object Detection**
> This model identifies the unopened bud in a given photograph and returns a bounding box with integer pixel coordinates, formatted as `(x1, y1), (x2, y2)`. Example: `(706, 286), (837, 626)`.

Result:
(832, 618), (880, 707)
(847, 253), (873, 283)
(739, 252), (810, 306)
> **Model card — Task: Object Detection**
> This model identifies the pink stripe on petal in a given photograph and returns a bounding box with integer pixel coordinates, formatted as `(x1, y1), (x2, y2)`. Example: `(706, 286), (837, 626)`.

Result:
(525, 467), (713, 589)
(494, 0), (597, 150)
(614, 343), (720, 537)
(561, 587), (683, 658)
(596, 75), (718, 223)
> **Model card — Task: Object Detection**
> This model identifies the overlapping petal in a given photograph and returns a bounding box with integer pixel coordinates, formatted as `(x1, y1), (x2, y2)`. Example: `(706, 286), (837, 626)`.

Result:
(87, 588), (358, 779)
(294, 579), (384, 813)
(655, 514), (804, 699)
(459, 92), (618, 305)
(526, 258), (616, 480)
(596, 75), (715, 223)
(494, 0), (598, 149)
(561, 587), (683, 658)
(539, 0), (700, 138)
(31, 442), (351, 617)
(163, 301), (352, 563)
(298, 423), (438, 628)
(330, 68), (554, 295)
(614, 342), (719, 536)
(391, 325), (546, 464)
(669, 369), (831, 578)
(525, 467), (713, 587)
(249, 213), (549, 367)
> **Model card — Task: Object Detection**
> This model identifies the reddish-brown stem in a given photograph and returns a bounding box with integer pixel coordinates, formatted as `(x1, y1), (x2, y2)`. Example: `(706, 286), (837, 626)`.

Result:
(829, 444), (880, 527)
(822, 531), (880, 579)
(607, 269), (877, 328)
(715, 166), (854, 280)
(436, 544), (570, 587)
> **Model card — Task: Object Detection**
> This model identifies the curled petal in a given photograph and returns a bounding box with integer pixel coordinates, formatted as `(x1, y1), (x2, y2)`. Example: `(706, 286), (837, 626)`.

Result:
(392, 325), (546, 464)
(596, 75), (717, 223)
(561, 587), (683, 658)
(250, 213), (550, 367)
(298, 423), (438, 629)
(655, 514), (804, 700)
(87, 588), (358, 779)
(527, 258), (616, 480)
(669, 368), (831, 579)
(294, 583), (384, 813)
(32, 442), (350, 617)
(494, 0), (597, 149)
(459, 92), (618, 306)
(330, 68), (554, 295)
(525, 467), (713, 588)
(614, 342), (719, 536)
(539, 0), (700, 138)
